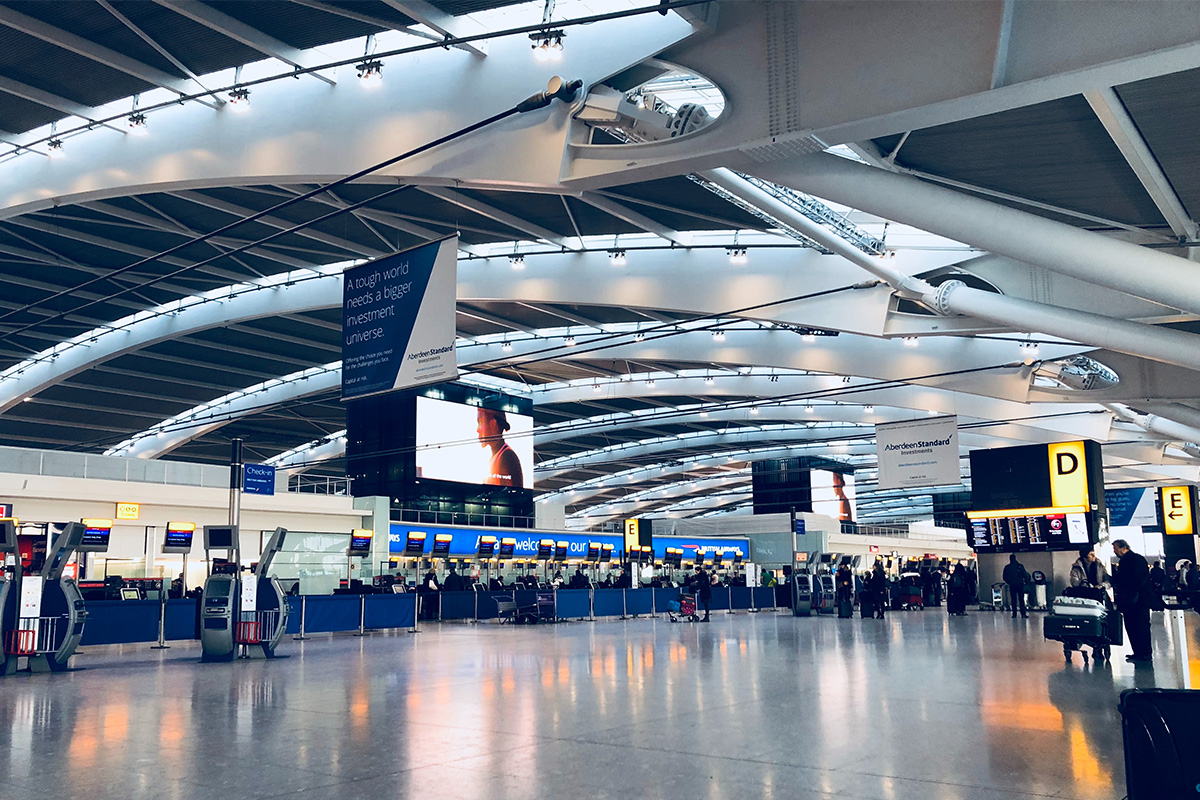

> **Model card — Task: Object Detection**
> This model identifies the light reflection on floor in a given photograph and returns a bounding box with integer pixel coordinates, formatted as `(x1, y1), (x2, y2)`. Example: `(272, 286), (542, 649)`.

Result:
(0, 609), (1193, 800)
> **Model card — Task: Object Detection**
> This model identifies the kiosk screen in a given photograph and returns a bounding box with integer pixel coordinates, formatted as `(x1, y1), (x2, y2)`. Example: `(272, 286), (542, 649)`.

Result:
(405, 533), (427, 555)
(537, 540), (554, 559)
(432, 535), (452, 556)
(205, 525), (237, 550)
(554, 542), (569, 561)
(121, 588), (140, 601)
(585, 543), (601, 561)
(499, 538), (516, 558)
(478, 537), (497, 558)
(599, 544), (613, 563)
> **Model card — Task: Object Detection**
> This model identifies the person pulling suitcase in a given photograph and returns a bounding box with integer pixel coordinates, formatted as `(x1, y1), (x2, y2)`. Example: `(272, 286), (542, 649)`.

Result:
(1003, 554), (1030, 619)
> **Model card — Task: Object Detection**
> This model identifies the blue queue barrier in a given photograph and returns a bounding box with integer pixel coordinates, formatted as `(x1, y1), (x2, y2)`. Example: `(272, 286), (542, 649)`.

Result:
(364, 593), (416, 630)
(285, 597), (303, 634)
(754, 587), (779, 609)
(81, 600), (160, 645)
(710, 587), (731, 611)
(164, 598), (199, 640)
(730, 587), (752, 610)
(439, 591), (478, 620)
(625, 588), (653, 616)
(300, 594), (360, 633)
(593, 588), (625, 617)
(555, 589), (591, 619)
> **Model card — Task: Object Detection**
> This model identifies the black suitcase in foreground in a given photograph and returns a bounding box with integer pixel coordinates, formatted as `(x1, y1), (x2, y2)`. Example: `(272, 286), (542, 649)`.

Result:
(1120, 689), (1200, 799)
(1043, 614), (1104, 639)
(859, 593), (874, 618)
(838, 599), (853, 618)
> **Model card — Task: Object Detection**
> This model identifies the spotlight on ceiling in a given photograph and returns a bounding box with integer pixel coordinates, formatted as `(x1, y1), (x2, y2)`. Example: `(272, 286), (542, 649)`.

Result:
(902, 336), (920, 348)
(712, 330), (725, 342)
(705, 376), (714, 385)
(47, 138), (64, 157)
(608, 249), (626, 266)
(726, 246), (748, 265)
(228, 87), (251, 111)
(530, 30), (565, 61)
(509, 255), (525, 270)
(356, 59), (383, 84)
(564, 336), (576, 346)
(501, 341), (513, 351)
(127, 112), (148, 134)
(805, 405), (815, 413)
(864, 405), (874, 414)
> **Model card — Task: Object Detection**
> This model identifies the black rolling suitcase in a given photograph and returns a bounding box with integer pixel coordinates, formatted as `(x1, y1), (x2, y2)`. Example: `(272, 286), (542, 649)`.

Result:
(859, 593), (874, 618)
(1120, 689), (1200, 799)
(838, 599), (853, 618)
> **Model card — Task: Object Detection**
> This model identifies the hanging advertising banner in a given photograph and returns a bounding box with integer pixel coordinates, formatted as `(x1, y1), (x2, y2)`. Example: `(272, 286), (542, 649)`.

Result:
(875, 415), (961, 490)
(341, 236), (459, 400)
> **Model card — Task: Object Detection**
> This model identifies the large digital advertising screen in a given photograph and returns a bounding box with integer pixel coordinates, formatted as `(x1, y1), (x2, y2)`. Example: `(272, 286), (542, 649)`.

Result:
(415, 397), (534, 489)
(811, 470), (856, 522)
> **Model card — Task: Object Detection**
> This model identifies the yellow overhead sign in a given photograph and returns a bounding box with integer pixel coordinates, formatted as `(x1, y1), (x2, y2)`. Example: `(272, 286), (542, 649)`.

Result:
(1161, 486), (1196, 535)
(115, 502), (140, 520)
(1047, 441), (1089, 509)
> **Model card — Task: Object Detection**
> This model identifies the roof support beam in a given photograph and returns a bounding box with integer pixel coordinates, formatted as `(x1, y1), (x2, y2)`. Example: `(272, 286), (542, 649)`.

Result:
(0, 5), (208, 99)
(579, 192), (691, 246)
(418, 186), (581, 250)
(286, 0), (440, 42)
(1084, 87), (1198, 240)
(377, 0), (488, 57)
(0, 75), (126, 134)
(151, 0), (337, 86)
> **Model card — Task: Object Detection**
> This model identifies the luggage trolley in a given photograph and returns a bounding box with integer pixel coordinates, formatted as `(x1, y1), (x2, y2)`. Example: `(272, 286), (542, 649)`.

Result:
(1043, 588), (1121, 664)
(667, 593), (698, 623)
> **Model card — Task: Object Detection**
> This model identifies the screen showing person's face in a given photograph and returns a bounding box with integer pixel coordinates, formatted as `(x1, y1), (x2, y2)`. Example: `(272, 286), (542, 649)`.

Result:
(416, 397), (533, 489)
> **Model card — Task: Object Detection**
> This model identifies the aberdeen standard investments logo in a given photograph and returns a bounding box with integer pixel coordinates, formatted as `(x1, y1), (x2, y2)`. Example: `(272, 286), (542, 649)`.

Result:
(884, 437), (953, 452)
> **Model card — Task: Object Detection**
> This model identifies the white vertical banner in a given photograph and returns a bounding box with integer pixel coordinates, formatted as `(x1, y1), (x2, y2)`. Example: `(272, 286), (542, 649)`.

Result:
(875, 415), (961, 490)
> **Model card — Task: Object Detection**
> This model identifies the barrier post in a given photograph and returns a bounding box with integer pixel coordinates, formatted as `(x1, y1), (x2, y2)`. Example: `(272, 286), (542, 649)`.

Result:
(587, 588), (596, 621)
(471, 590), (479, 625)
(353, 594), (368, 637)
(151, 580), (170, 649)
(749, 585), (759, 614)
(292, 596), (310, 641)
(620, 589), (629, 620)
(410, 594), (421, 633)
(1171, 608), (1191, 689)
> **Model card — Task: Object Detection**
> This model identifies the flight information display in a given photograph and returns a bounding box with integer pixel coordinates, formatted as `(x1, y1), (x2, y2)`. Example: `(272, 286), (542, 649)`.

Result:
(969, 512), (1092, 553)
(79, 525), (112, 553)
(498, 538), (516, 559)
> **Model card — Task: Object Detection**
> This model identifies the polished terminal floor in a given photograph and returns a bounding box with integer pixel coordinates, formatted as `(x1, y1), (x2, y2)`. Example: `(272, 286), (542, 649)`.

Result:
(2, 609), (1196, 800)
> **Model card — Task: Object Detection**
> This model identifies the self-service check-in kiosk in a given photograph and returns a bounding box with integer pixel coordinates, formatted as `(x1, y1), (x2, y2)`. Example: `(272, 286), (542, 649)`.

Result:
(2, 520), (90, 674)
(200, 525), (289, 662)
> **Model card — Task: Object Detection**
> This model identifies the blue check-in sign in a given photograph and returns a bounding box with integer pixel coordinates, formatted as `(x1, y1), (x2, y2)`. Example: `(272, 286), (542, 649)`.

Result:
(243, 463), (276, 496)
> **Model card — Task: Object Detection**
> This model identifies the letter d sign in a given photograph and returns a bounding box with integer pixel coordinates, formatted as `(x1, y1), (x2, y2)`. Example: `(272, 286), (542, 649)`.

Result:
(1048, 441), (1088, 509)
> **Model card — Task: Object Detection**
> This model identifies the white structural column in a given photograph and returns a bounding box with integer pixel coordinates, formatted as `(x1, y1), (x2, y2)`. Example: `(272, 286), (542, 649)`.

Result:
(1084, 87), (1197, 240)
(760, 152), (1200, 316)
(265, 430), (347, 474)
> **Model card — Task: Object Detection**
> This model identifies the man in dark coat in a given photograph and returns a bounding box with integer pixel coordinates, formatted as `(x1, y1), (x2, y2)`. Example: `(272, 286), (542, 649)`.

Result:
(1113, 539), (1153, 662)
(1002, 554), (1030, 619)
(443, 564), (465, 592)
(692, 567), (713, 621)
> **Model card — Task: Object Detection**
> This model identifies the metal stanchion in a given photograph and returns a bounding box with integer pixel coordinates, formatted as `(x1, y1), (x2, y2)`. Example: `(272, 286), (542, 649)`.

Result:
(292, 595), (310, 640)
(587, 588), (596, 621)
(151, 580), (170, 649)
(749, 586), (759, 614)
(1170, 608), (1191, 688)
(353, 594), (368, 637)
(409, 594), (421, 633)
(620, 589), (629, 620)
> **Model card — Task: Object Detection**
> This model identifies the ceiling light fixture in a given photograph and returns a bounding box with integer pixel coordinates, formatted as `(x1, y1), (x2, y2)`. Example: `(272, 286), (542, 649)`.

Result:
(509, 254), (525, 270)
(726, 246), (748, 265)
(228, 86), (251, 111)
(501, 341), (512, 351)
(46, 138), (64, 157)
(634, 332), (645, 342)
(530, 30), (565, 61)
(864, 405), (874, 414)
(712, 330), (725, 342)
(127, 112), (147, 134)
(805, 405), (815, 413)
(356, 59), (383, 84)
(902, 336), (919, 348)
(564, 336), (576, 346)
(646, 378), (655, 387)
(609, 249), (626, 266)
(705, 376), (714, 385)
